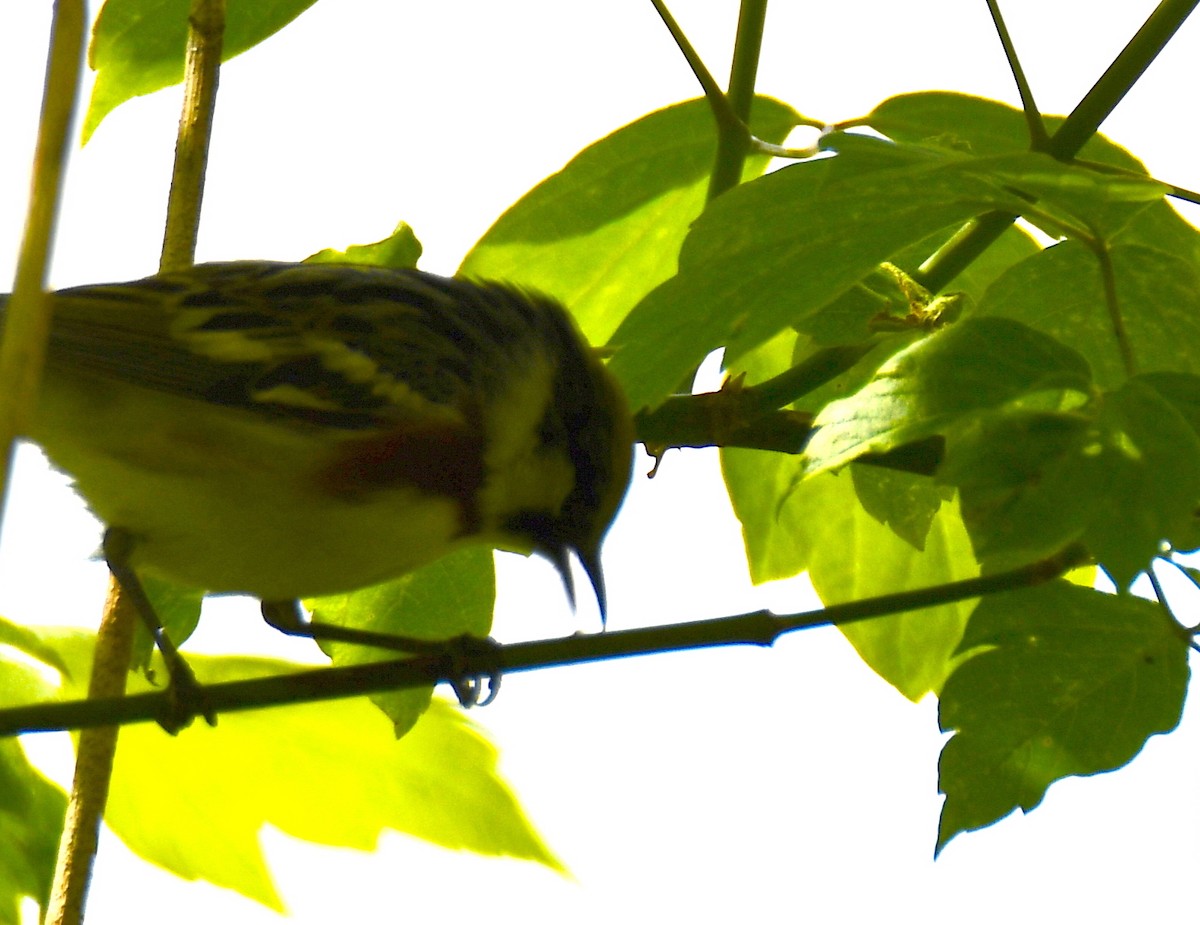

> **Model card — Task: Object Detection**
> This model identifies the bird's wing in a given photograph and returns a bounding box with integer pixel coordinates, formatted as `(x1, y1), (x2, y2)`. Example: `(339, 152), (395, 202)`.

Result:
(41, 261), (555, 431)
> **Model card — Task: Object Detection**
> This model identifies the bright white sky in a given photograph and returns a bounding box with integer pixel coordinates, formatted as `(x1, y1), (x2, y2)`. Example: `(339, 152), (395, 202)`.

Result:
(1, 2), (1198, 923)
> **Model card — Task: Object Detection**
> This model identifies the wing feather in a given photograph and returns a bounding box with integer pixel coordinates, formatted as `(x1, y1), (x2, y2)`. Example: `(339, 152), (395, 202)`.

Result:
(40, 261), (563, 431)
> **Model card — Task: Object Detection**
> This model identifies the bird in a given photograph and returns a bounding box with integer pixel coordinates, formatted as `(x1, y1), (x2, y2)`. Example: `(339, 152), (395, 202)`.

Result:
(6, 260), (635, 682)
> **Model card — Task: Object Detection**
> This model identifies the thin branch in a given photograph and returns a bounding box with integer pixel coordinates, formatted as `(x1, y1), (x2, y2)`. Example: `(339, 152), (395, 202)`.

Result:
(648, 0), (813, 177)
(1146, 564), (1170, 610)
(1050, 0), (1199, 157)
(707, 0), (769, 200)
(632, 340), (944, 474)
(742, 340), (878, 410)
(985, 0), (1051, 150)
(0, 0), (84, 526)
(1165, 182), (1200, 206)
(749, 137), (821, 160)
(914, 210), (1021, 294)
(635, 342), (875, 454)
(160, 0), (225, 271)
(27, 9), (91, 925)
(0, 544), (1090, 735)
(49, 3), (227, 924)
(725, 1), (768, 123)
(915, 0), (1198, 293)
(637, 396), (813, 455)
(1093, 241), (1137, 377)
(1145, 560), (1200, 647)
(649, 0), (744, 134)
(0, 7), (88, 925)
(45, 587), (139, 925)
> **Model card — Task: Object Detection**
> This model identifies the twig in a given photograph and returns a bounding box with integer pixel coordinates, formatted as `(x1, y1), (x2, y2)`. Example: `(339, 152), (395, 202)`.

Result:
(24, 8), (91, 921)
(160, 0), (226, 272)
(0, 0), (84, 520)
(47, 3), (228, 924)
(915, 0), (1198, 293)
(708, 0), (769, 200)
(0, 543), (1089, 734)
(1094, 240), (1137, 377)
(45, 587), (139, 925)
(648, 0), (813, 176)
(634, 342), (876, 455)
(649, 0), (744, 135)
(985, 0), (1051, 150)
(1146, 564), (1170, 610)
(1166, 182), (1200, 205)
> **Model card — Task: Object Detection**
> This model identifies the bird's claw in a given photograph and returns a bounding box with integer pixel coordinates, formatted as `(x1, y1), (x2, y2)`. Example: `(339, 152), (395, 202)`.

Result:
(152, 648), (217, 733)
(442, 635), (503, 708)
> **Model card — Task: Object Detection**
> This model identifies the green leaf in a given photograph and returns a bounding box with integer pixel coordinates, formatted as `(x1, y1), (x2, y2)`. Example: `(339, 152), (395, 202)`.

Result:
(460, 96), (799, 345)
(960, 153), (1163, 238)
(850, 464), (948, 552)
(983, 157), (1163, 204)
(1139, 371), (1200, 440)
(868, 91), (1176, 241)
(1067, 382), (1200, 579)
(0, 616), (70, 679)
(976, 241), (1200, 388)
(607, 134), (1029, 410)
(1113, 195), (1200, 255)
(868, 91), (1152, 171)
(722, 439), (976, 699)
(940, 223), (1042, 297)
(803, 317), (1094, 477)
(308, 546), (495, 736)
(722, 450), (827, 584)
(134, 574), (205, 672)
(805, 476), (978, 699)
(937, 581), (1189, 854)
(0, 656), (67, 925)
(867, 91), (1044, 156)
(0, 738), (66, 924)
(942, 380), (1200, 585)
(84, 0), (320, 143)
(43, 631), (555, 909)
(939, 409), (1095, 567)
(798, 222), (1038, 348)
(796, 262), (923, 346)
(306, 223), (424, 270)
(721, 328), (823, 581)
(785, 333), (918, 420)
(0, 657), (62, 713)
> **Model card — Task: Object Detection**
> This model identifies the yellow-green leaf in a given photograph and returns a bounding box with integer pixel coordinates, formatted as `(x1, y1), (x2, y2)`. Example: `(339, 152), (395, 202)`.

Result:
(84, 0), (319, 143)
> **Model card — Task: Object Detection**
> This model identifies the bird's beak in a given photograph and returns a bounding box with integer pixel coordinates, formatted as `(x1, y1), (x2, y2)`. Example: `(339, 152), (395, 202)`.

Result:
(546, 544), (607, 625)
(578, 546), (607, 624)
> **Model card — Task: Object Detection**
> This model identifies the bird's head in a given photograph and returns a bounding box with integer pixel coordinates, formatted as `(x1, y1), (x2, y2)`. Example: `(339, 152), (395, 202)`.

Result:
(476, 291), (635, 622)
(503, 348), (634, 620)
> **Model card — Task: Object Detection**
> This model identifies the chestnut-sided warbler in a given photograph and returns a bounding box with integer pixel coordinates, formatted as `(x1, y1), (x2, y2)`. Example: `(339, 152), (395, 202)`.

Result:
(8, 260), (634, 633)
